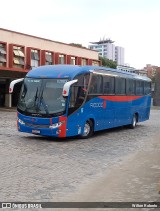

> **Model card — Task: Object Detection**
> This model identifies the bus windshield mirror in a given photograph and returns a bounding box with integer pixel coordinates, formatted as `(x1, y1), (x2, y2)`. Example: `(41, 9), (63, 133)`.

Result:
(63, 79), (78, 97)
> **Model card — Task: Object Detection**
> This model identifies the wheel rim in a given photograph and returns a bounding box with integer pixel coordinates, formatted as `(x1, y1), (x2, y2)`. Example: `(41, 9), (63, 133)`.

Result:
(83, 122), (90, 137)
(133, 116), (136, 127)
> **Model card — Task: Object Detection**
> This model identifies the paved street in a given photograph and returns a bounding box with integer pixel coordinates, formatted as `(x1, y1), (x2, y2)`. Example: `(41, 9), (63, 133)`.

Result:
(0, 109), (160, 210)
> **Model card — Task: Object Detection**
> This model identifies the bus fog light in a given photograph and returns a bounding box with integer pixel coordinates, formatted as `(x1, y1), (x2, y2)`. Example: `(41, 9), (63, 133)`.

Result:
(56, 130), (61, 134)
(18, 118), (25, 125)
(49, 121), (64, 129)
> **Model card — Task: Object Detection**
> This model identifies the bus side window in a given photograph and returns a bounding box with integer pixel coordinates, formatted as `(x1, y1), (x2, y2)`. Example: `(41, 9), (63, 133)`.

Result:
(103, 76), (115, 94)
(136, 80), (144, 95)
(144, 81), (151, 95)
(69, 85), (78, 108)
(68, 74), (90, 115)
(115, 77), (126, 95)
(126, 79), (135, 95)
(84, 74), (90, 90)
(74, 74), (89, 104)
(89, 75), (103, 94)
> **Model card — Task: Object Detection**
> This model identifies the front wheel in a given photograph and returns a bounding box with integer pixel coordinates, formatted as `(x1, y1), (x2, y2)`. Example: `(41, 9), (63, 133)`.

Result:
(80, 120), (94, 139)
(129, 114), (137, 129)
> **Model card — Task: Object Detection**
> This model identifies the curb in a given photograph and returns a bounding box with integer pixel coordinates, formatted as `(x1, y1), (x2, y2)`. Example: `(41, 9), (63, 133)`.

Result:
(0, 107), (17, 112)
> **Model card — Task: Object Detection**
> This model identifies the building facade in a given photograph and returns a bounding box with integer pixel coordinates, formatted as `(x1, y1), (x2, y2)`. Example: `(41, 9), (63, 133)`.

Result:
(117, 65), (136, 73)
(143, 64), (160, 104)
(143, 64), (158, 79)
(115, 46), (124, 66)
(0, 28), (100, 107)
(117, 65), (148, 77)
(152, 67), (160, 106)
(88, 39), (124, 65)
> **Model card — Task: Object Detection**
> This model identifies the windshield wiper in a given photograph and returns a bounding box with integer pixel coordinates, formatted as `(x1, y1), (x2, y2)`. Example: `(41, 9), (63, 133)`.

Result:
(34, 87), (40, 109)
(25, 87), (39, 110)
(36, 89), (49, 115)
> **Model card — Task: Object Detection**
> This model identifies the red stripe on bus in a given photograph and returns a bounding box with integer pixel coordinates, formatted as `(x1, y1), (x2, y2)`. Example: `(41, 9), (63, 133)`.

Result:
(58, 116), (67, 138)
(99, 96), (142, 102)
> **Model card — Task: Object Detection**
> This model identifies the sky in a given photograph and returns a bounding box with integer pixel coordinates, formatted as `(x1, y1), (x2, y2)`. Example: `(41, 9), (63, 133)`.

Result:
(1, 0), (160, 69)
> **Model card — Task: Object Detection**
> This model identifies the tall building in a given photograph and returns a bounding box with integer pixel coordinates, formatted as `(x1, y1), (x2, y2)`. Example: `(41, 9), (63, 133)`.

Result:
(88, 39), (124, 65)
(115, 46), (124, 66)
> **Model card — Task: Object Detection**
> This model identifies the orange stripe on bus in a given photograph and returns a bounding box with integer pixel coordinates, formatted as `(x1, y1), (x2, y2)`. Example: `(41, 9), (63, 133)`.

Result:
(99, 96), (142, 102)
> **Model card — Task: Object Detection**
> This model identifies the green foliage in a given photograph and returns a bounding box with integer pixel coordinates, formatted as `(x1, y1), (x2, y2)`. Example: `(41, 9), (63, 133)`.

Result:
(69, 43), (84, 48)
(99, 56), (117, 69)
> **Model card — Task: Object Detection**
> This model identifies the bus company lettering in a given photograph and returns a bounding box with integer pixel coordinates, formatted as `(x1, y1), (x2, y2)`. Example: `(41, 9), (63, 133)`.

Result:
(90, 102), (103, 108)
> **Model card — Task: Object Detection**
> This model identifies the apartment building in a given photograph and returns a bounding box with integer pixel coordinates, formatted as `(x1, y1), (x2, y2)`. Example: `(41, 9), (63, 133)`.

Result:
(88, 39), (124, 65)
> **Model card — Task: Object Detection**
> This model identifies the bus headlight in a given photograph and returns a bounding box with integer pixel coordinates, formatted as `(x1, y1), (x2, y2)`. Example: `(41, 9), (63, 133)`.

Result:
(18, 118), (25, 125)
(49, 121), (64, 129)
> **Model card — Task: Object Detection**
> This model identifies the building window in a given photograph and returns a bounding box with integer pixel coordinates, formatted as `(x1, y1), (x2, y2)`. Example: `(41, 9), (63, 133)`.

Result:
(45, 52), (52, 65)
(0, 43), (7, 67)
(82, 58), (87, 66)
(71, 56), (76, 65)
(92, 61), (99, 66)
(59, 54), (65, 64)
(31, 49), (39, 69)
(13, 46), (25, 68)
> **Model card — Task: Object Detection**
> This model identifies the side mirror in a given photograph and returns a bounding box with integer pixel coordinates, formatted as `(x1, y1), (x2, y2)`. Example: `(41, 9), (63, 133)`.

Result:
(62, 79), (78, 97)
(9, 78), (24, 93)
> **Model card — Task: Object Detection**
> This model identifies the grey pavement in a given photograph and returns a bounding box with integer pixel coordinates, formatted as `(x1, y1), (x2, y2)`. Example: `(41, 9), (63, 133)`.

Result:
(0, 109), (160, 211)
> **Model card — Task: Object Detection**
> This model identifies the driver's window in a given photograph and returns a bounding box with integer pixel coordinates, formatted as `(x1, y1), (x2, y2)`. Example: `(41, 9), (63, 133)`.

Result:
(68, 74), (89, 115)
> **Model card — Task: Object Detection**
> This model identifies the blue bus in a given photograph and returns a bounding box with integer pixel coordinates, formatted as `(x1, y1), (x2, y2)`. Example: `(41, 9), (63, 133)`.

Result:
(9, 65), (151, 138)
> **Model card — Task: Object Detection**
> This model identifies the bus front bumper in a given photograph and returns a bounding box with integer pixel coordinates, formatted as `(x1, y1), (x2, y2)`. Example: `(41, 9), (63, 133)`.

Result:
(17, 115), (67, 138)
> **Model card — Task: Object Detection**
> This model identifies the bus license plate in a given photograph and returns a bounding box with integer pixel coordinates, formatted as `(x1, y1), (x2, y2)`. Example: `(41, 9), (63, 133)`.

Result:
(32, 130), (40, 134)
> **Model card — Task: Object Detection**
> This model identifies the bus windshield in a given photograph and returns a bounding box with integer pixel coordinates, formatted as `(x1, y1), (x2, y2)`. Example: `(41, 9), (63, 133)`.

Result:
(17, 78), (68, 117)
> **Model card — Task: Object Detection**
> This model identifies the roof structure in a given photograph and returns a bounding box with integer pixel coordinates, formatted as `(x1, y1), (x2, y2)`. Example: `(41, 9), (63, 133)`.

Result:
(26, 65), (151, 82)
(90, 39), (114, 45)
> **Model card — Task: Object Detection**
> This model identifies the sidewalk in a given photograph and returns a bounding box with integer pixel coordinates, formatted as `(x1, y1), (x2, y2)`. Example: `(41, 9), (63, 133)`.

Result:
(0, 107), (16, 112)
(151, 106), (160, 110)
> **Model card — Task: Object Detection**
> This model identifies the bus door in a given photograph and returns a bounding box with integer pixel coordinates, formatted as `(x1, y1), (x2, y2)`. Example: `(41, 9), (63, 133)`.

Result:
(66, 74), (90, 136)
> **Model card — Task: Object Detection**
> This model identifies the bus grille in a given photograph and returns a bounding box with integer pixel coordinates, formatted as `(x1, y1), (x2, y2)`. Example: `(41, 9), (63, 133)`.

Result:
(25, 122), (50, 128)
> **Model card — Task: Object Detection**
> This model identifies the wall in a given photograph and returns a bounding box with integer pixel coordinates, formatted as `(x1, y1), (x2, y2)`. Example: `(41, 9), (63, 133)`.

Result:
(0, 28), (98, 60)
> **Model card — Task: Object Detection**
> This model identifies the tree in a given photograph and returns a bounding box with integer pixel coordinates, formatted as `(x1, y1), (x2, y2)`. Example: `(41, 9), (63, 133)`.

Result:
(69, 43), (85, 48)
(153, 68), (160, 106)
(99, 56), (117, 69)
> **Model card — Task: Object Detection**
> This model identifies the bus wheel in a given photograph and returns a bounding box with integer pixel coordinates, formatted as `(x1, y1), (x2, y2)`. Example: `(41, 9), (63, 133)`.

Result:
(129, 114), (137, 129)
(80, 120), (94, 139)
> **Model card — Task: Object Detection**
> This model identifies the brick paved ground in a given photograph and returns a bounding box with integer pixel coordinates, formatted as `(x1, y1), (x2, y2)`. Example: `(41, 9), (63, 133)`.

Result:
(0, 108), (160, 211)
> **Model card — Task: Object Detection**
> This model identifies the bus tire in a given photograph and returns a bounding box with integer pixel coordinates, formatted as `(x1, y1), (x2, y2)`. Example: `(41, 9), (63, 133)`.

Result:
(80, 120), (94, 139)
(129, 114), (137, 129)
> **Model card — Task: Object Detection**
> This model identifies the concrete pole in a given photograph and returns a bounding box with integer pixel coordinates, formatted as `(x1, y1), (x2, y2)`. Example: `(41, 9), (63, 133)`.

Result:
(9, 93), (12, 108)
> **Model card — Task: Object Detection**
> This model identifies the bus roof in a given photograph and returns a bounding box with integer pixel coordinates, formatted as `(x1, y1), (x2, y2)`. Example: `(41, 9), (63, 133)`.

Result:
(26, 65), (151, 82)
